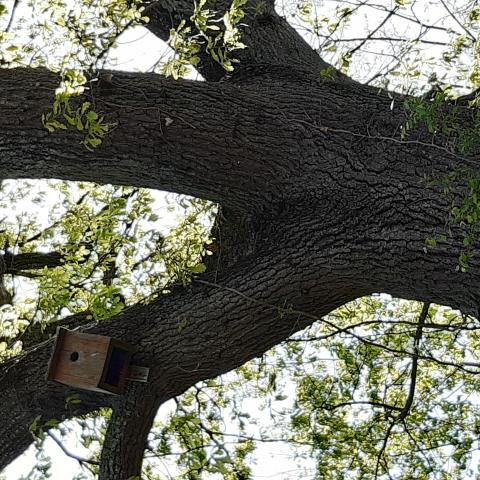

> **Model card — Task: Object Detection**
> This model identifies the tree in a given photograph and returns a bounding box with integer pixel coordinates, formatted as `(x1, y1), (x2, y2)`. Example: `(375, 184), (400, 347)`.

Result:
(2, 0), (480, 478)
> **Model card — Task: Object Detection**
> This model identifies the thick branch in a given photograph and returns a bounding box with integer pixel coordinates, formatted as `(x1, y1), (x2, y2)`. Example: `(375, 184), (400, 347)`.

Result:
(143, 0), (334, 81)
(2, 251), (63, 274)
(0, 224), (369, 469)
(3, 61), (480, 475)
(99, 388), (162, 479)
(2, 65), (477, 217)
(0, 67), (304, 211)
(2, 188), (479, 470)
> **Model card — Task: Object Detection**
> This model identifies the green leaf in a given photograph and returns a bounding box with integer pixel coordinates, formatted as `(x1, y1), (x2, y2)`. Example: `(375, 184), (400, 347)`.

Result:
(190, 263), (206, 274)
(86, 111), (98, 122)
(76, 117), (84, 131)
(63, 114), (76, 126)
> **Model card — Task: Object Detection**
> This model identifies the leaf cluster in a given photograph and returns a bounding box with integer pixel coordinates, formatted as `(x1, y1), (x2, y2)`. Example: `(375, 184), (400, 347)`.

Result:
(162, 0), (247, 78)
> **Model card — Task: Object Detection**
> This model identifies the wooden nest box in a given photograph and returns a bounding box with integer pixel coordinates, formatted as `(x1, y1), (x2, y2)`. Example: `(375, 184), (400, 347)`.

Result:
(47, 328), (136, 395)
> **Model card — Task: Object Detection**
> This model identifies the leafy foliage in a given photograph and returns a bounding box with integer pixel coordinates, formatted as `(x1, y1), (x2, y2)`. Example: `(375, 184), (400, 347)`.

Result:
(425, 167), (480, 272)
(162, 0), (247, 78)
(139, 297), (480, 479)
(0, 180), (215, 361)
(41, 70), (115, 149)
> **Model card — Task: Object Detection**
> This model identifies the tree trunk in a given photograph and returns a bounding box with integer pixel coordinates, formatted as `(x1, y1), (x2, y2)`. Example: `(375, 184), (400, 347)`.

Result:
(99, 388), (162, 480)
(1, 9), (480, 476)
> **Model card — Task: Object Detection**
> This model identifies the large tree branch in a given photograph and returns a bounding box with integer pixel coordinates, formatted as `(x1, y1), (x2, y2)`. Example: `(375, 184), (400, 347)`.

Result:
(3, 62), (480, 476)
(142, 0), (335, 81)
(2, 66), (477, 217)
(99, 388), (162, 479)
(0, 67), (305, 211)
(0, 220), (372, 469)
(2, 190), (480, 472)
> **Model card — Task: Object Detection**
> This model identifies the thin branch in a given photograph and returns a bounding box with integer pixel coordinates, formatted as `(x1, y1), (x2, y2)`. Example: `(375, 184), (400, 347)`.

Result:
(348, 7), (399, 56)
(5, 0), (20, 32)
(362, 1), (462, 34)
(374, 420), (396, 479)
(324, 400), (403, 412)
(195, 280), (480, 373)
(319, 0), (369, 50)
(19, 190), (90, 247)
(324, 36), (448, 46)
(439, 0), (476, 42)
(396, 302), (430, 421)
(373, 303), (430, 479)
(402, 420), (435, 473)
(47, 431), (100, 466)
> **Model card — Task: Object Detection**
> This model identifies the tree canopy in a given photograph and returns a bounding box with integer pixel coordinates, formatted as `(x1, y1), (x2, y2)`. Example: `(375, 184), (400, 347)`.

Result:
(2, 0), (480, 479)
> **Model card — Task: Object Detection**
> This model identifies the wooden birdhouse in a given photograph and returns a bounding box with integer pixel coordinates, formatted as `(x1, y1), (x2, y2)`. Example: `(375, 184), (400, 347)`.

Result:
(47, 328), (137, 395)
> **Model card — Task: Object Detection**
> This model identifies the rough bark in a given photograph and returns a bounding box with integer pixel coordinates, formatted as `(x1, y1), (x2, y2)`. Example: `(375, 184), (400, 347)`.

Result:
(1, 8), (480, 478)
(0, 233), (367, 470)
(1, 251), (63, 274)
(0, 68), (271, 211)
(99, 388), (162, 479)
(1, 188), (479, 474)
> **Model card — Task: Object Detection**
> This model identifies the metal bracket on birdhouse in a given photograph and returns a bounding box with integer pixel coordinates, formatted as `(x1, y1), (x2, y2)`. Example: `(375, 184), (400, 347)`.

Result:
(47, 327), (149, 395)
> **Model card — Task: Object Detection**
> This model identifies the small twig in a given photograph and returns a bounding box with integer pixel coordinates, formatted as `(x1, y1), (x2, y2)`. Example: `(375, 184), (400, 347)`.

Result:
(348, 7), (399, 56)
(327, 36), (447, 46)
(47, 431), (100, 466)
(402, 420), (435, 473)
(439, 0), (476, 42)
(324, 400), (403, 412)
(5, 0), (20, 32)
(374, 420), (396, 479)
(314, 125), (465, 160)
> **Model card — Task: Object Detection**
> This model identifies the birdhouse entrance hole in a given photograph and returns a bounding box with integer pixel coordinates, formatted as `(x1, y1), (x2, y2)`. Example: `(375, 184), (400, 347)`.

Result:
(70, 351), (79, 362)
(104, 347), (129, 387)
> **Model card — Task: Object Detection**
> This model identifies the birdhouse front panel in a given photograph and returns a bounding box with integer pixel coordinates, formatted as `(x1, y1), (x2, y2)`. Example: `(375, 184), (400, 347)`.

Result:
(47, 328), (135, 395)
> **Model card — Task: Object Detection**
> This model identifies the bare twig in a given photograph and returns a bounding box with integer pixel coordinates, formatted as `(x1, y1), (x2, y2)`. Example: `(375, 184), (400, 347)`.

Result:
(5, 0), (20, 32)
(348, 7), (399, 56)
(47, 431), (100, 466)
(439, 0), (476, 42)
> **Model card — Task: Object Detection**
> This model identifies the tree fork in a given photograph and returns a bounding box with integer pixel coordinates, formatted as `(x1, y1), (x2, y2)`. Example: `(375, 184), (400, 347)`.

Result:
(2, 193), (480, 470)
(0, 224), (368, 470)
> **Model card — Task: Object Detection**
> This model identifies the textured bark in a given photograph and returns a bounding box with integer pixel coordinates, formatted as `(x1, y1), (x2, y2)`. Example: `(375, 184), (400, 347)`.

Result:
(1, 8), (480, 478)
(1, 67), (316, 211)
(99, 388), (161, 480)
(1, 251), (63, 274)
